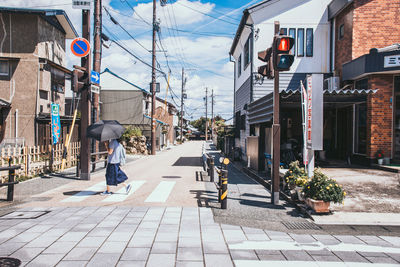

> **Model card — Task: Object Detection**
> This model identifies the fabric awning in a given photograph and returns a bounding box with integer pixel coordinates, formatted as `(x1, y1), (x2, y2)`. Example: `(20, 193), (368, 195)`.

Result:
(143, 114), (168, 125)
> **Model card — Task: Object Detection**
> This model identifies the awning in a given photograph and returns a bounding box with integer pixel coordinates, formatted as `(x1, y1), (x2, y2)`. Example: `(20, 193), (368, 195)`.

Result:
(143, 115), (168, 125)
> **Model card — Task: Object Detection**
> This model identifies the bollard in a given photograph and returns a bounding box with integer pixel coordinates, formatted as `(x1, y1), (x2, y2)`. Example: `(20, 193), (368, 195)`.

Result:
(218, 168), (222, 203)
(220, 169), (228, 209)
(209, 156), (215, 182)
(7, 158), (14, 201)
(76, 155), (80, 177)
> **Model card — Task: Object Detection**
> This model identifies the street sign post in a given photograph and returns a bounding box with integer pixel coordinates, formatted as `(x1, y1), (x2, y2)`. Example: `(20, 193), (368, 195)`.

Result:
(90, 70), (100, 84)
(91, 84), (100, 94)
(71, 38), (91, 57)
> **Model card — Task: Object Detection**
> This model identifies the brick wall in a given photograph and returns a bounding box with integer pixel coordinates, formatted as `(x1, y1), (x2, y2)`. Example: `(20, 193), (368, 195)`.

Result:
(366, 75), (393, 159)
(334, 5), (353, 79)
(353, 0), (400, 59)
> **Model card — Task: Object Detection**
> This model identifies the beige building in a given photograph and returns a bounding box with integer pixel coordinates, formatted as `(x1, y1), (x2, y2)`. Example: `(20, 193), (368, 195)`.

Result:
(0, 7), (77, 147)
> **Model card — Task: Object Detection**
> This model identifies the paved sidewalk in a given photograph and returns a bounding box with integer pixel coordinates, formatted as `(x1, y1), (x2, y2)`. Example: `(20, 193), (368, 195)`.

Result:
(1, 206), (400, 266)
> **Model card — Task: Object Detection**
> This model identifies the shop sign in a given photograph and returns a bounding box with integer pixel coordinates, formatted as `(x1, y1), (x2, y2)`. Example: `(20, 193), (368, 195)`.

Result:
(51, 104), (61, 145)
(306, 74), (323, 151)
(384, 55), (400, 68)
(306, 75), (312, 148)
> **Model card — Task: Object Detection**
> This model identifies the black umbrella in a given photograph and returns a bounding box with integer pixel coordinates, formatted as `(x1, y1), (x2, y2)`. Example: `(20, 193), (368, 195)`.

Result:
(86, 120), (125, 141)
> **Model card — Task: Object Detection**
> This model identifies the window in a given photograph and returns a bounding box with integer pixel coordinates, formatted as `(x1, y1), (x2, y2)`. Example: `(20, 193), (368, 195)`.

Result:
(238, 54), (242, 77)
(244, 37), (251, 67)
(289, 28), (296, 55)
(338, 24), (344, 40)
(354, 103), (367, 154)
(355, 78), (368, 89)
(240, 114), (246, 130)
(39, 90), (48, 100)
(297, 28), (304, 57)
(280, 28), (287, 35)
(0, 61), (9, 76)
(306, 28), (313, 57)
(51, 68), (65, 93)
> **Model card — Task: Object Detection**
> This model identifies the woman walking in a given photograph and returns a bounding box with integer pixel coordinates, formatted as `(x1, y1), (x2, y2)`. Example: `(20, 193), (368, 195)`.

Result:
(101, 139), (131, 195)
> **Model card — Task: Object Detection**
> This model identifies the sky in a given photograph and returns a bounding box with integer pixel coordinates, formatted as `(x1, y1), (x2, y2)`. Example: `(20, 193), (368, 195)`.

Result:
(1, 0), (261, 121)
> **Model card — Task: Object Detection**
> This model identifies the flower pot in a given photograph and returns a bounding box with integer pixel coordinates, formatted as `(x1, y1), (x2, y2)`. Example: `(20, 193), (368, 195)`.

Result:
(377, 158), (383, 165)
(306, 198), (330, 213)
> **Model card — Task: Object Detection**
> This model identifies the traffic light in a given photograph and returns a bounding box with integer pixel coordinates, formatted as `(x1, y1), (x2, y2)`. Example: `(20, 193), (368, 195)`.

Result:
(273, 36), (295, 71)
(257, 47), (274, 79)
(72, 65), (89, 92)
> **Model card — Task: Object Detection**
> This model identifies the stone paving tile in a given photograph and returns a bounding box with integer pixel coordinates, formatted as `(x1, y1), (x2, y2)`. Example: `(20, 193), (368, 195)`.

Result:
(146, 253), (175, 267)
(358, 251), (388, 257)
(230, 249), (258, 260)
(86, 253), (121, 267)
(176, 261), (204, 267)
(122, 217), (143, 224)
(306, 249), (336, 256)
(115, 224), (138, 233)
(380, 236), (400, 247)
(242, 227), (266, 235)
(254, 249), (283, 255)
(311, 255), (342, 262)
(58, 232), (87, 242)
(333, 235), (365, 244)
(357, 235), (393, 247)
(71, 224), (97, 231)
(87, 227), (115, 237)
(288, 234), (317, 243)
(332, 251), (369, 262)
(180, 230), (201, 239)
(64, 247), (97, 260)
(42, 241), (76, 254)
(97, 220), (121, 228)
(366, 256), (400, 264)
(151, 242), (177, 253)
(386, 253), (400, 263)
(26, 253), (64, 267)
(77, 236), (107, 248)
(24, 224), (53, 233)
(45, 228), (70, 237)
(120, 247), (150, 261)
(107, 231), (135, 242)
(312, 234), (341, 245)
(222, 230), (247, 243)
(281, 250), (314, 261)
(10, 247), (44, 262)
(128, 236), (154, 248)
(204, 254), (234, 267)
(116, 261), (146, 267)
(265, 231), (294, 242)
(177, 247), (203, 261)
(203, 241), (229, 254)
(56, 261), (87, 267)
(154, 232), (178, 242)
(98, 241), (127, 254)
(257, 253), (287, 261)
(133, 229), (157, 237)
(178, 237), (202, 248)
(10, 232), (41, 243)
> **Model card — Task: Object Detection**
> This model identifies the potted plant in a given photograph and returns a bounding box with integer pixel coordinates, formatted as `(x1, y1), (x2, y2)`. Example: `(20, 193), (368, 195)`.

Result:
(295, 176), (308, 201)
(376, 150), (384, 165)
(283, 161), (308, 200)
(303, 169), (346, 213)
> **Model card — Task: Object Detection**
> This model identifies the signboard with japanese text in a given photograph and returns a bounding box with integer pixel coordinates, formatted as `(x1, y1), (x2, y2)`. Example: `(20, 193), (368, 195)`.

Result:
(306, 74), (323, 150)
(384, 55), (400, 68)
(51, 104), (61, 145)
(72, 0), (92, 9)
(306, 75), (312, 148)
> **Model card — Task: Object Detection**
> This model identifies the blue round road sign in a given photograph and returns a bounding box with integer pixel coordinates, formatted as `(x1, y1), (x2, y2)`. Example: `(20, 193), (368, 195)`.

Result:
(71, 38), (90, 57)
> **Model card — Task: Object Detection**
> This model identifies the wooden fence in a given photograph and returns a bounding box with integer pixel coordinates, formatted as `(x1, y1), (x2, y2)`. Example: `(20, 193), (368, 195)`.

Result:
(0, 142), (80, 179)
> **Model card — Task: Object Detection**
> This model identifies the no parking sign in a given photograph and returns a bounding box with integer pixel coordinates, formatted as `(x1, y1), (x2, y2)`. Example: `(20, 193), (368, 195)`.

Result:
(71, 38), (90, 57)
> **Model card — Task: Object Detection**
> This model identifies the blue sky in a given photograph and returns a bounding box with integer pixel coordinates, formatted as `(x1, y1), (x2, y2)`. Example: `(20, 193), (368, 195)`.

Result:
(3, 0), (262, 120)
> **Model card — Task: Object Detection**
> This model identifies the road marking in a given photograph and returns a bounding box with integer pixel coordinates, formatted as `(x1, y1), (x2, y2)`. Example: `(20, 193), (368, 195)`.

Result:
(102, 180), (145, 202)
(234, 260), (399, 267)
(61, 181), (105, 202)
(229, 240), (400, 254)
(144, 181), (176, 202)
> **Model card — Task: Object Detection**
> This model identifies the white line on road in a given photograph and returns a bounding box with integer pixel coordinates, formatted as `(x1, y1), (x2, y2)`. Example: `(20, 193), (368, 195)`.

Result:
(102, 180), (146, 202)
(234, 260), (399, 267)
(61, 181), (105, 202)
(144, 181), (176, 203)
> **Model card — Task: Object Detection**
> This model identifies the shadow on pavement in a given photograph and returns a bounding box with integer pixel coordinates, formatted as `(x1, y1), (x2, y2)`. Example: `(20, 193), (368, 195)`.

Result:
(173, 157), (203, 167)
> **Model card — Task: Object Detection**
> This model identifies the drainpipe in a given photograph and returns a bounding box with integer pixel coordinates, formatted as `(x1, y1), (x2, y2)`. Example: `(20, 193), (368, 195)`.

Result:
(246, 23), (255, 103)
(230, 54), (236, 128)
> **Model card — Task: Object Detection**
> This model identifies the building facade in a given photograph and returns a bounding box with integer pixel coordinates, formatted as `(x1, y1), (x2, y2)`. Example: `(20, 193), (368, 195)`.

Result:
(0, 7), (77, 147)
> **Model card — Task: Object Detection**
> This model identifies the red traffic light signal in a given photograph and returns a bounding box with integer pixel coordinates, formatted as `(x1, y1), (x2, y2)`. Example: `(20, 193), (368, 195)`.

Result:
(72, 65), (89, 92)
(273, 36), (295, 71)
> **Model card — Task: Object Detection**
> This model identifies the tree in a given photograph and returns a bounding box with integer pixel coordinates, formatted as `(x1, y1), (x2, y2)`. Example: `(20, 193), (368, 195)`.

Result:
(190, 117), (210, 133)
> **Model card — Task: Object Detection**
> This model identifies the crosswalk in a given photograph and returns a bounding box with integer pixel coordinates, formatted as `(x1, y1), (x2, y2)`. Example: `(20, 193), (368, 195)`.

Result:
(61, 180), (175, 203)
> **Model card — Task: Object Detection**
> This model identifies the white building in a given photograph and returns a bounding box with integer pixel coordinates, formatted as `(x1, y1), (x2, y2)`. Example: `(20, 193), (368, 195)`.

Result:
(229, 0), (332, 163)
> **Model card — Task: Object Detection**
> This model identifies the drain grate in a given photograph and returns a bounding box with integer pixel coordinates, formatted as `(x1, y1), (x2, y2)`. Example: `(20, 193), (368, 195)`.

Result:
(282, 221), (321, 230)
(0, 211), (50, 220)
(0, 257), (21, 266)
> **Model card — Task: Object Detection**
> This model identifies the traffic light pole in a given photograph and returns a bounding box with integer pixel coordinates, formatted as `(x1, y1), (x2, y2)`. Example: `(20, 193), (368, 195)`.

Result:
(80, 9), (91, 180)
(272, 21), (280, 205)
(150, 0), (157, 155)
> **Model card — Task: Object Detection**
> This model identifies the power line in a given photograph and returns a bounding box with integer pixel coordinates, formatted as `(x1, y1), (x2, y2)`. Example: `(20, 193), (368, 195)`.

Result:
(120, 0), (152, 26)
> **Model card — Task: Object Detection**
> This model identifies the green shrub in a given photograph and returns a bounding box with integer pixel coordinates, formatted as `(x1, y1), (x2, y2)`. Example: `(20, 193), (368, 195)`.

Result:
(284, 161), (308, 187)
(303, 169), (346, 204)
(121, 126), (142, 141)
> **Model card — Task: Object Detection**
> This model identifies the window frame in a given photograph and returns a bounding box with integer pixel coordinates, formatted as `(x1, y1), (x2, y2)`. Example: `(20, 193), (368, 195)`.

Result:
(244, 37), (251, 69)
(238, 54), (242, 77)
(288, 28), (296, 55)
(280, 28), (287, 35)
(306, 28), (313, 57)
(297, 28), (305, 57)
(0, 60), (9, 76)
(338, 24), (344, 40)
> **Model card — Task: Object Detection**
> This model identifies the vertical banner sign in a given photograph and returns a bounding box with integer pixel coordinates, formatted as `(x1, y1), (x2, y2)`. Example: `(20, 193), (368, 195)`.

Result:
(306, 75), (312, 149)
(300, 81), (308, 165)
(51, 104), (61, 144)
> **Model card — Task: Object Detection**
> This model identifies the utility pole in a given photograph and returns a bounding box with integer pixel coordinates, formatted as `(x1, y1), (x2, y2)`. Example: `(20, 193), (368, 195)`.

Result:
(272, 21), (280, 205)
(180, 67), (184, 143)
(205, 87), (208, 141)
(150, 0), (157, 155)
(211, 89), (214, 142)
(80, 9), (91, 180)
(92, 0), (102, 157)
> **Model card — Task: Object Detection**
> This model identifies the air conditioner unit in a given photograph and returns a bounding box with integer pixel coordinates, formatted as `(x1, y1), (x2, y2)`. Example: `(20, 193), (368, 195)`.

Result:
(325, 77), (340, 92)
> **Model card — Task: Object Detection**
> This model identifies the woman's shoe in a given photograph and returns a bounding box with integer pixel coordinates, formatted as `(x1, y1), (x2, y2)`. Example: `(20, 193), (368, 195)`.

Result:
(100, 191), (113, 195)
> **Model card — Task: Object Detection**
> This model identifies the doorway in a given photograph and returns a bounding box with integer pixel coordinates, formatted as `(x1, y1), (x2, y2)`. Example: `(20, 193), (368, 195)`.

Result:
(336, 106), (353, 160)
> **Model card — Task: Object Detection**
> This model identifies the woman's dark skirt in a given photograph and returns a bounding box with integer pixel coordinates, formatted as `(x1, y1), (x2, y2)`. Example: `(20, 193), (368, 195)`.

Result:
(105, 163), (128, 186)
